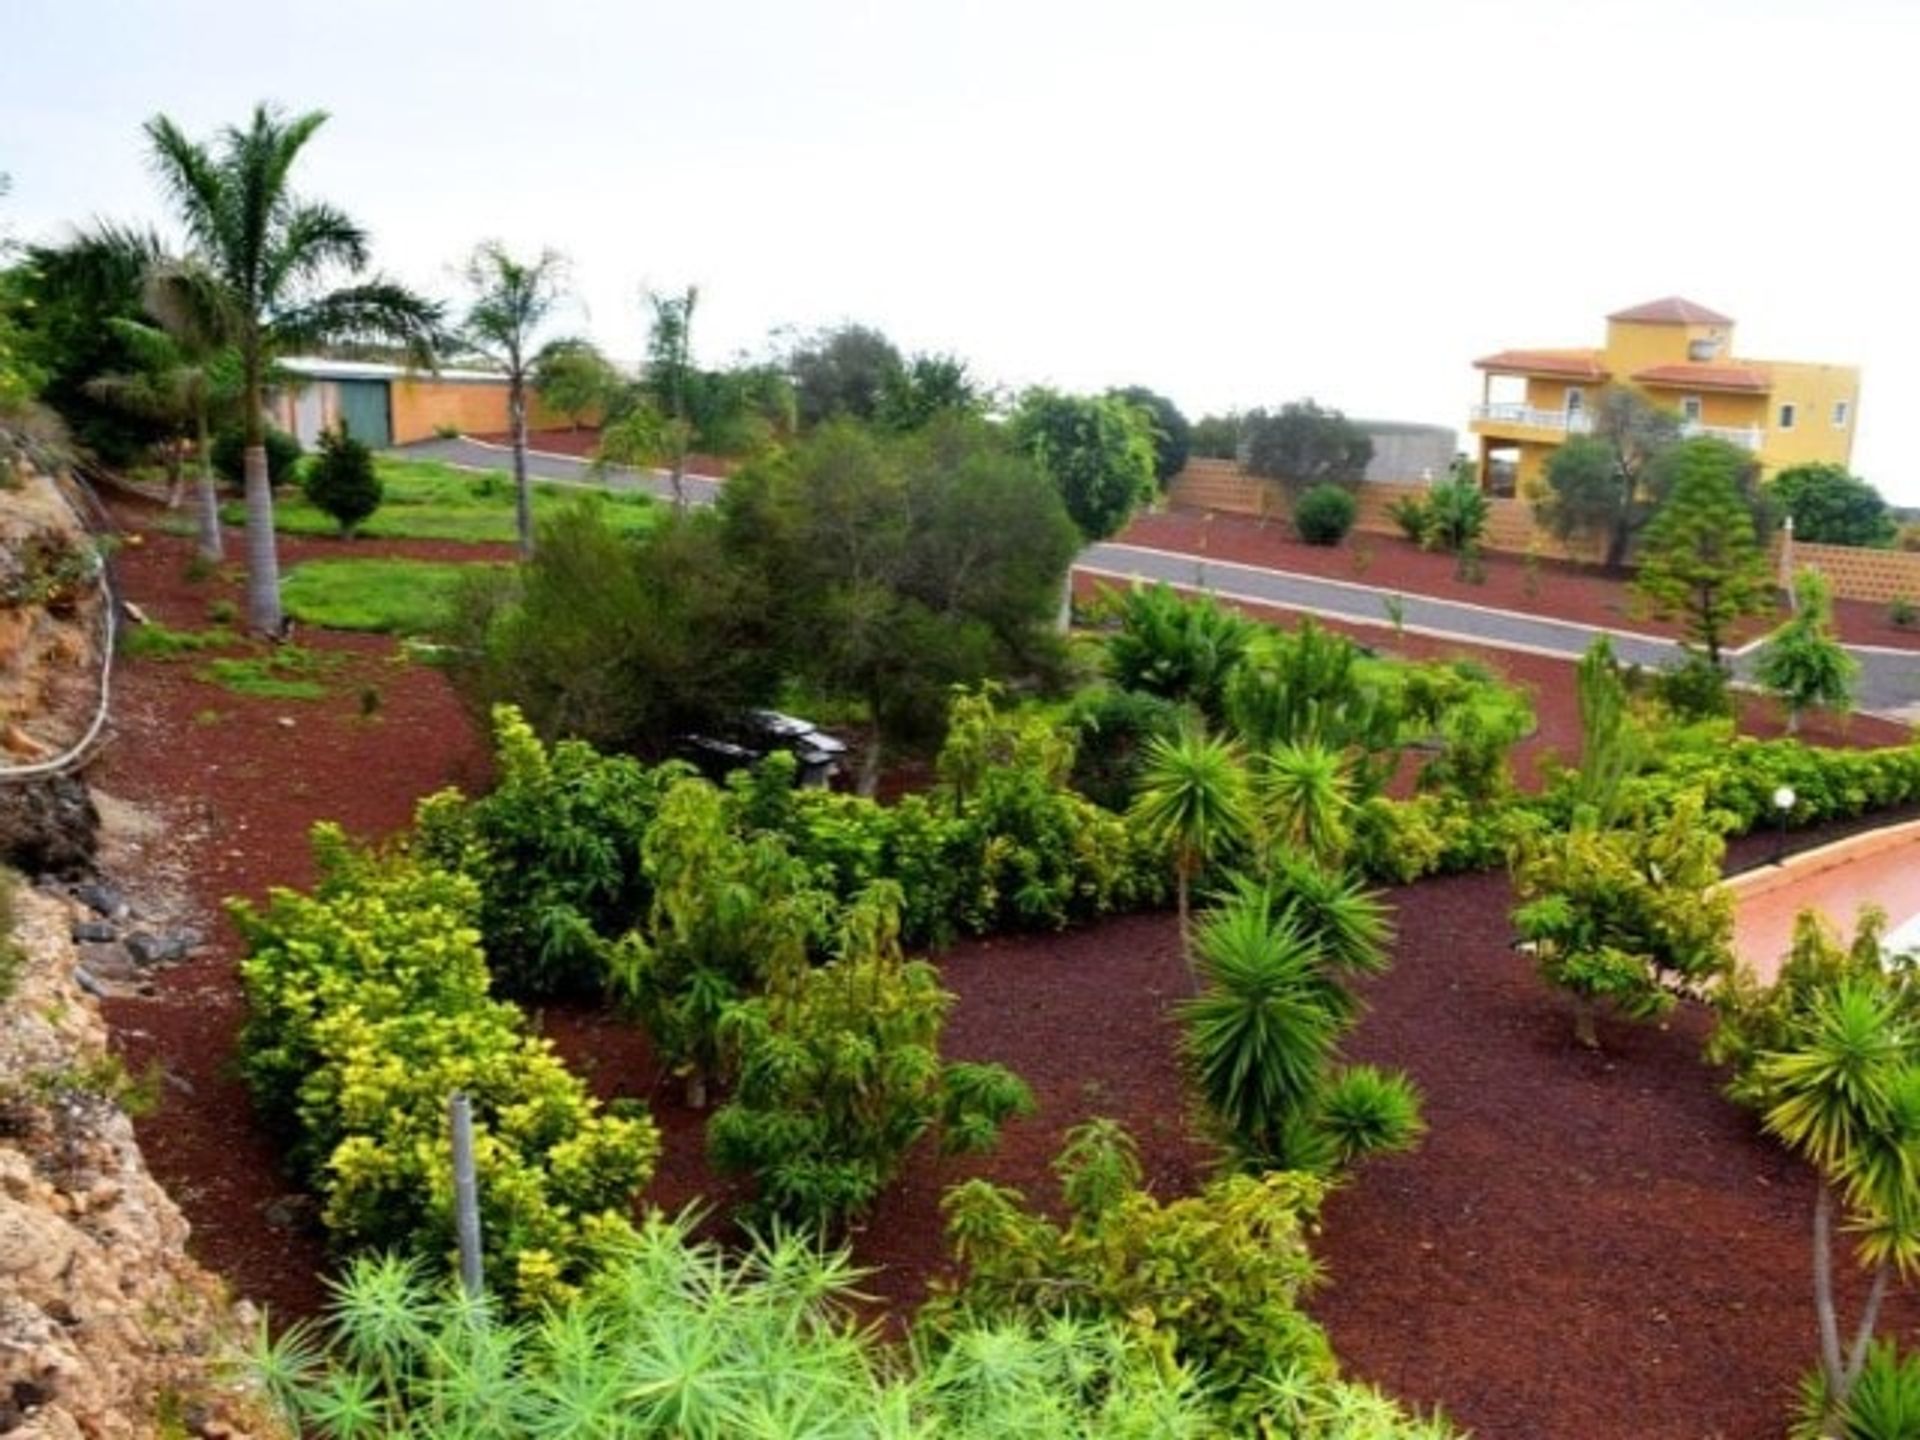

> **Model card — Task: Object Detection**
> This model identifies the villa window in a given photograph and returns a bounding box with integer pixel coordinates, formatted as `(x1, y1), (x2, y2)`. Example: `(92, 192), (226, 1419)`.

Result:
(1680, 395), (1702, 424)
(1779, 402), (1797, 430)
(1833, 399), (1851, 428)
(1688, 336), (1723, 361)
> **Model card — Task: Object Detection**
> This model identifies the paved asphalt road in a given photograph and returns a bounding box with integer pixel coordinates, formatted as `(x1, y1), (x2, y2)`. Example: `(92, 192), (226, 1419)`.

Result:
(402, 438), (1920, 721)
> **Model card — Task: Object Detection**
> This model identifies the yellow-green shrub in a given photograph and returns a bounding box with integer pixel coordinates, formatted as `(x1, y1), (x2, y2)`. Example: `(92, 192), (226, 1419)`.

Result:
(234, 825), (659, 1304)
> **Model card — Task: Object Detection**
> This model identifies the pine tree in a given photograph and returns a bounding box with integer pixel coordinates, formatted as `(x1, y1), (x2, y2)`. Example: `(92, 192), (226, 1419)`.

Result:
(1631, 438), (1774, 665)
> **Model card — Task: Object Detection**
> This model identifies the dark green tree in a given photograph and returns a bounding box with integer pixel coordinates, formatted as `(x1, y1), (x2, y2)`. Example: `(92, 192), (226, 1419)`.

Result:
(1241, 399), (1372, 490)
(1189, 411), (1242, 460)
(1108, 385), (1192, 485)
(1535, 386), (1682, 570)
(1007, 388), (1156, 543)
(1767, 463), (1897, 548)
(878, 352), (982, 431)
(145, 104), (443, 633)
(1632, 437), (1775, 666)
(785, 322), (903, 427)
(722, 415), (1077, 791)
(303, 423), (382, 536)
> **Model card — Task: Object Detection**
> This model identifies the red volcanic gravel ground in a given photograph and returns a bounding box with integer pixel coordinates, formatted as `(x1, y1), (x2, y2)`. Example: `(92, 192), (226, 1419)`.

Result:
(89, 499), (1920, 1437)
(1120, 505), (1920, 652)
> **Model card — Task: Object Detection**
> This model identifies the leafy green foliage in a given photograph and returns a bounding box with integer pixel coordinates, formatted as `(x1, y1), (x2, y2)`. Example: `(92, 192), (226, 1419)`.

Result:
(1242, 399), (1372, 490)
(710, 882), (1032, 1228)
(252, 1218), (1227, 1438)
(530, 336), (618, 427)
(0, 867), (22, 1002)
(1189, 411), (1242, 460)
(1770, 463), (1896, 548)
(879, 352), (983, 431)
(1632, 438), (1775, 663)
(1757, 568), (1859, 730)
(415, 707), (677, 997)
(1107, 384), (1192, 485)
(1512, 790), (1733, 1045)
(300, 424), (381, 536)
(1102, 580), (1256, 722)
(607, 777), (823, 1106)
(721, 416), (1078, 779)
(211, 423), (301, 486)
(1534, 386), (1682, 569)
(1008, 388), (1156, 542)
(1064, 684), (1186, 811)
(446, 501), (779, 759)
(232, 826), (658, 1304)
(1256, 741), (1355, 868)
(931, 1123), (1455, 1435)
(1795, 1339), (1920, 1440)
(786, 322), (904, 427)
(1292, 482), (1358, 546)
(1572, 636), (1638, 823)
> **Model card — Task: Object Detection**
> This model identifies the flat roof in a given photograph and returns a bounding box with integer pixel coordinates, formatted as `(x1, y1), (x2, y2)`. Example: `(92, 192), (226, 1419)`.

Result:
(277, 357), (509, 385)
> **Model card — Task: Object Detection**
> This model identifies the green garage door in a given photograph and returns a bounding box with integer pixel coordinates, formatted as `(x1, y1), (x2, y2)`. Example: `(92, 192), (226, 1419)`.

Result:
(335, 380), (391, 450)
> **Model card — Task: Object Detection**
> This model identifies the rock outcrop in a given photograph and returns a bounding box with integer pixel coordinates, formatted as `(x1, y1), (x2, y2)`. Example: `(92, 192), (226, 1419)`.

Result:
(0, 880), (265, 1438)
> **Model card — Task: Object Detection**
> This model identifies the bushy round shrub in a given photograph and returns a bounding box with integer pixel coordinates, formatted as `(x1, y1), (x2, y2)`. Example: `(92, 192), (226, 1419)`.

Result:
(1292, 484), (1358, 546)
(212, 424), (304, 486)
(303, 425), (383, 535)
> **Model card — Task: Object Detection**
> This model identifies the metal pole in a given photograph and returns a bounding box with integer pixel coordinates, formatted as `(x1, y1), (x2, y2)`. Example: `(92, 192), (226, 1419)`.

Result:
(449, 1092), (483, 1298)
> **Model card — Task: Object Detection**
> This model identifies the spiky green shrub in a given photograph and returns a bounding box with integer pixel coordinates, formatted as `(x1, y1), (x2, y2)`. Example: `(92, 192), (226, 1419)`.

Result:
(1179, 868), (1417, 1171)
(252, 1217), (1223, 1439)
(1257, 740), (1355, 868)
(414, 706), (680, 998)
(1419, 476), (1490, 555)
(233, 827), (659, 1304)
(709, 882), (1032, 1228)
(1131, 727), (1253, 970)
(1102, 580), (1256, 722)
(302, 424), (382, 536)
(930, 1121), (1455, 1435)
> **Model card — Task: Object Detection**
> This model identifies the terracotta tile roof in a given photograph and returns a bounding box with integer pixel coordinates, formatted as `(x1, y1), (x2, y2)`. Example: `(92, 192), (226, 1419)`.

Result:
(1473, 349), (1610, 380)
(1632, 362), (1771, 393)
(1607, 296), (1735, 325)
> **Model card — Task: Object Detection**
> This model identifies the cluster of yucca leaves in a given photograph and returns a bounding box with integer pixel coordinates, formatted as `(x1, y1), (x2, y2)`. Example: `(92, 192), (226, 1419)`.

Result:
(233, 825), (659, 1307)
(253, 1213), (1218, 1439)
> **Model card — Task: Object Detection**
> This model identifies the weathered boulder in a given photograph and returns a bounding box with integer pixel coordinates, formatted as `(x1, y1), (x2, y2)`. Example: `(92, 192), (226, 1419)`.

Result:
(0, 775), (98, 877)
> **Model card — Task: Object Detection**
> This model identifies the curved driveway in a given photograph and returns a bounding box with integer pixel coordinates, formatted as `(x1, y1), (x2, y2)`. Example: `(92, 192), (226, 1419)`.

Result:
(400, 438), (1920, 722)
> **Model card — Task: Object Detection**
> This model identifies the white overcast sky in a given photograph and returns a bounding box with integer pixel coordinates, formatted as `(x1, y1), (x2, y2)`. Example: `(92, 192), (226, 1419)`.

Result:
(6, 0), (1920, 499)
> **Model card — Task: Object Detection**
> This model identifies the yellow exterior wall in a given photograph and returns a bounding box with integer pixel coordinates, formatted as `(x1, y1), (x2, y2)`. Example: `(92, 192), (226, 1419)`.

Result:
(1637, 386), (1768, 430)
(1603, 318), (1733, 372)
(390, 379), (512, 445)
(1521, 376), (1593, 413)
(1755, 361), (1860, 472)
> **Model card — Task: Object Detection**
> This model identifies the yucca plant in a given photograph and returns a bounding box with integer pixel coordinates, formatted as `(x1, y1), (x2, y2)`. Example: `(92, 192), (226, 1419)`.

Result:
(1756, 978), (1920, 1429)
(1104, 580), (1255, 722)
(1257, 740), (1354, 869)
(1130, 727), (1252, 977)
(252, 1213), (1222, 1438)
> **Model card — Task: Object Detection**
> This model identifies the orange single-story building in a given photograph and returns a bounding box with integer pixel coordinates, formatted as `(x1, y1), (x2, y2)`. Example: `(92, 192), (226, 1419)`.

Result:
(266, 357), (571, 450)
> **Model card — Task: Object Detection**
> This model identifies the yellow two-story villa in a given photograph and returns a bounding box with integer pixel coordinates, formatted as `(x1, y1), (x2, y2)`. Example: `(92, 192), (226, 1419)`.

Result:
(1469, 297), (1858, 496)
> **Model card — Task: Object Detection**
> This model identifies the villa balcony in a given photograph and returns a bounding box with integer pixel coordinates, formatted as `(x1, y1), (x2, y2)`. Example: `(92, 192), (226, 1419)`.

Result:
(1469, 402), (1593, 439)
(1680, 420), (1764, 452)
(1470, 404), (1764, 453)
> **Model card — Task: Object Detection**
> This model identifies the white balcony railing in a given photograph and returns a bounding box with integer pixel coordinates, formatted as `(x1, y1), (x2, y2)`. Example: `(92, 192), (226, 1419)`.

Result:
(1681, 421), (1765, 452)
(1470, 402), (1593, 433)
(1472, 404), (1766, 453)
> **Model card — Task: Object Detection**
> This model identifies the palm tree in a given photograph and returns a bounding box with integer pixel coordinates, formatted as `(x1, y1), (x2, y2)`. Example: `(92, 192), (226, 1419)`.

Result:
(1130, 728), (1251, 976)
(145, 105), (443, 633)
(460, 243), (567, 556)
(1759, 979), (1920, 1428)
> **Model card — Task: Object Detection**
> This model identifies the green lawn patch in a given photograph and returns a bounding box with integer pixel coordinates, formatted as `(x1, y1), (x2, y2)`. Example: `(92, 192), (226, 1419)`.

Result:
(199, 646), (337, 700)
(281, 557), (488, 636)
(121, 621), (236, 660)
(217, 458), (660, 544)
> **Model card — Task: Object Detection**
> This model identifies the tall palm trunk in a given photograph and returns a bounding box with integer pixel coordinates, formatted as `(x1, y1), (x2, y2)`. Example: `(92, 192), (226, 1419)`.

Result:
(510, 370), (533, 558)
(194, 404), (222, 563)
(241, 349), (283, 634)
